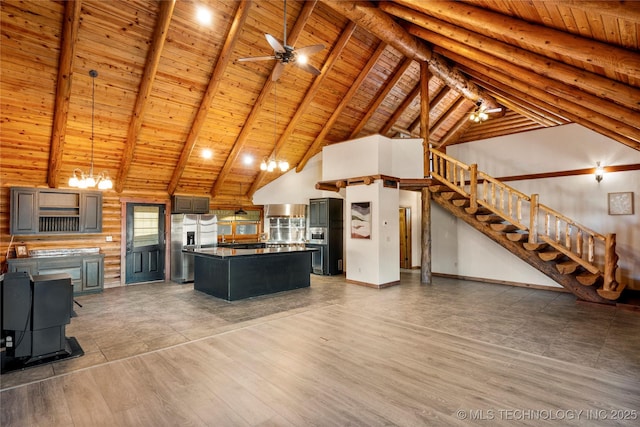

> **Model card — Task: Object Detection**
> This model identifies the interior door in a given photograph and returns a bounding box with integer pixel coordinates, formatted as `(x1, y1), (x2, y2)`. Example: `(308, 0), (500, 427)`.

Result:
(399, 207), (411, 269)
(125, 203), (166, 284)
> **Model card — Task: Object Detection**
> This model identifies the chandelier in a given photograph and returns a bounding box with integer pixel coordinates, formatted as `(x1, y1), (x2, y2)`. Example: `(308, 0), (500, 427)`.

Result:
(69, 70), (113, 190)
(260, 82), (289, 173)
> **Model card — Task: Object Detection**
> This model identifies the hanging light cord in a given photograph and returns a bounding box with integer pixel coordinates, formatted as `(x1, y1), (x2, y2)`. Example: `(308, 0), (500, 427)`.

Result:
(90, 69), (97, 177)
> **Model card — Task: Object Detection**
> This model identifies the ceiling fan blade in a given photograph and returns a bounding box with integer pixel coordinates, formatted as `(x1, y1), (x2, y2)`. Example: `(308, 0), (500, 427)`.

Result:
(237, 56), (277, 62)
(265, 34), (285, 53)
(294, 43), (325, 56)
(484, 107), (504, 114)
(272, 62), (285, 81)
(295, 61), (321, 76)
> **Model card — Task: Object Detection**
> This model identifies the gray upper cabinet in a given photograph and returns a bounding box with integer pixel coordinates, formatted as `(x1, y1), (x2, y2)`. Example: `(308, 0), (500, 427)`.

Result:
(171, 195), (210, 214)
(10, 187), (102, 235)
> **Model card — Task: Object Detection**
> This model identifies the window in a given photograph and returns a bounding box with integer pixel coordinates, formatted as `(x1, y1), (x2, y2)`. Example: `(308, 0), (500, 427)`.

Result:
(211, 209), (261, 240)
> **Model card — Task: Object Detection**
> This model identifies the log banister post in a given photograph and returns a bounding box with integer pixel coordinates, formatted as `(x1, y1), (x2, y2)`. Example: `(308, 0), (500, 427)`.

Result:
(528, 194), (539, 243)
(603, 233), (619, 292)
(470, 164), (478, 210)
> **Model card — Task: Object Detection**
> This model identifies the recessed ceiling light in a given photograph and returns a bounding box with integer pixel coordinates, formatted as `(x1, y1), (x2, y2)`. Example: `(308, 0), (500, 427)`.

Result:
(202, 148), (213, 159)
(196, 6), (212, 26)
(243, 154), (254, 165)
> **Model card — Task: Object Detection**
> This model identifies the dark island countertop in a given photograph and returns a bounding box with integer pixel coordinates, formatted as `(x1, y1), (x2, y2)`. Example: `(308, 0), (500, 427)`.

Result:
(188, 246), (317, 301)
(184, 246), (316, 258)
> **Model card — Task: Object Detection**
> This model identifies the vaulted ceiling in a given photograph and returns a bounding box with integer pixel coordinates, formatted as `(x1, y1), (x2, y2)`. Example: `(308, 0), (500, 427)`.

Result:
(1, 1), (638, 206)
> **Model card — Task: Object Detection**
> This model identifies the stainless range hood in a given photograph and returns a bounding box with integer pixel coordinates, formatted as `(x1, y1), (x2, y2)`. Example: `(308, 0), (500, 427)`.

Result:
(264, 204), (307, 244)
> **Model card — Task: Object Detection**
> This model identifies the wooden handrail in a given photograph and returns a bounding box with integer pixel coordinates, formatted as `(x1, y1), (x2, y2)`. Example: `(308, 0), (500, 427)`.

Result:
(429, 148), (620, 294)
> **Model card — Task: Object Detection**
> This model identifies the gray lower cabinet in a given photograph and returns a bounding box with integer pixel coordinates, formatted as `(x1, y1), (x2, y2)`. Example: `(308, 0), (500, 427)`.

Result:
(7, 254), (104, 295)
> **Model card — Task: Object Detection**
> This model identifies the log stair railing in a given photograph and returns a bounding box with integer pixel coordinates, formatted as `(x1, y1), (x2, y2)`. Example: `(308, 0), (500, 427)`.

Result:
(429, 148), (626, 304)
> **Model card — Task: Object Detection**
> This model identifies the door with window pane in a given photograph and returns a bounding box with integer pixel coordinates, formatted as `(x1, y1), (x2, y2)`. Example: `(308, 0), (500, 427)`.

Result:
(125, 203), (165, 284)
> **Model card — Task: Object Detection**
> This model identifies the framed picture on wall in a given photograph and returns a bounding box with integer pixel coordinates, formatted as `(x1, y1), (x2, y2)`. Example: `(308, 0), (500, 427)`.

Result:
(608, 192), (634, 215)
(351, 202), (371, 239)
(15, 244), (28, 258)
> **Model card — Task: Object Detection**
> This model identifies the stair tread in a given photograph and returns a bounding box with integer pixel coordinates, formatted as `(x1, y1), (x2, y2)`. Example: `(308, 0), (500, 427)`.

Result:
(452, 199), (470, 207)
(466, 206), (491, 215)
(576, 273), (601, 286)
(597, 282), (627, 301)
(476, 214), (503, 223)
(442, 191), (467, 200)
(556, 260), (581, 275)
(523, 242), (548, 251)
(539, 250), (565, 261)
(490, 223), (518, 232)
(506, 232), (529, 242)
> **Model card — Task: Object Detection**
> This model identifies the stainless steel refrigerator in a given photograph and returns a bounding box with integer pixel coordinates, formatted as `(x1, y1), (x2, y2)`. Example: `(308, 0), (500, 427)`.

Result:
(171, 214), (218, 283)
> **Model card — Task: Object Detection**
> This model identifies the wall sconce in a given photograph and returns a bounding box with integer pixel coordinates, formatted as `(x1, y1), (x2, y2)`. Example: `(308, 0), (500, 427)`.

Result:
(595, 162), (604, 183)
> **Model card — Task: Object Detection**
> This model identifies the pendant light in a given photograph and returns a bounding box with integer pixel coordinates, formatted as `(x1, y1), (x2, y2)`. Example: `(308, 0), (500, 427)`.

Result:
(260, 82), (289, 173)
(68, 69), (113, 190)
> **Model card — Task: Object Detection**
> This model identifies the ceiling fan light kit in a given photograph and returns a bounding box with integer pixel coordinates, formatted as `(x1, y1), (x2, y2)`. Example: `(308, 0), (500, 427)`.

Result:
(238, 0), (324, 81)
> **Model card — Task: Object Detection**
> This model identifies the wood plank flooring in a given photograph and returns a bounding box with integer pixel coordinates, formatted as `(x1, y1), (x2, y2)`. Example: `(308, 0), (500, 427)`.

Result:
(2, 272), (639, 426)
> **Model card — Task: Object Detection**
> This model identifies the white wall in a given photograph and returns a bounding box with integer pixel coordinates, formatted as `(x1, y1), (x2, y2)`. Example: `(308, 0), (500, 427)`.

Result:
(254, 125), (639, 291)
(253, 153), (343, 205)
(346, 181), (399, 285)
(442, 124), (640, 290)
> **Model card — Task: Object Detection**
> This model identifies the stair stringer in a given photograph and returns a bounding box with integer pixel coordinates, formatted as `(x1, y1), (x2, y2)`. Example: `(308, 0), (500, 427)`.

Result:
(430, 191), (613, 305)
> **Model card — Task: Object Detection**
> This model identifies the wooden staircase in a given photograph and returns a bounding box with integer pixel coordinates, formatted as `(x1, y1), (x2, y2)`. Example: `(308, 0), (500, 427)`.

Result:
(429, 149), (626, 304)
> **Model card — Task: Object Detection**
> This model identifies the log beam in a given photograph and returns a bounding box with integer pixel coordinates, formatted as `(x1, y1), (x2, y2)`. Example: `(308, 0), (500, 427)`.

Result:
(420, 62), (430, 177)
(117, 0), (176, 193)
(386, 3), (640, 115)
(249, 21), (357, 196)
(318, 0), (499, 110)
(421, 187), (432, 284)
(48, 0), (82, 188)
(394, 0), (640, 80)
(296, 42), (387, 172)
(212, 1), (317, 197)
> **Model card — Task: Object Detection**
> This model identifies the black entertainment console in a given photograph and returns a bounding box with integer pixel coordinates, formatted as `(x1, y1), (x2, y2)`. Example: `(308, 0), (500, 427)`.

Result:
(1, 271), (83, 373)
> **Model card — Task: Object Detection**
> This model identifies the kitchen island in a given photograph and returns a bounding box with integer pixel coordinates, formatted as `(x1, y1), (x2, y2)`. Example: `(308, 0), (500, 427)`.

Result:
(188, 246), (317, 301)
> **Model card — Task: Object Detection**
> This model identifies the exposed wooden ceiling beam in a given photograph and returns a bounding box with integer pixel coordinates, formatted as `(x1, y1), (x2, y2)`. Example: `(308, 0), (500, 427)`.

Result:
(48, 0), (82, 189)
(463, 69), (569, 127)
(296, 42), (389, 172)
(434, 101), (475, 149)
(430, 95), (467, 138)
(438, 48), (640, 150)
(165, 0), (249, 196)
(386, 2), (640, 114)
(408, 85), (449, 133)
(211, 0), (318, 197)
(407, 24), (640, 149)
(394, 0), (640, 79)
(319, 0), (500, 110)
(115, 0), (175, 194)
(349, 57), (414, 139)
(248, 20), (357, 196)
(379, 82), (420, 136)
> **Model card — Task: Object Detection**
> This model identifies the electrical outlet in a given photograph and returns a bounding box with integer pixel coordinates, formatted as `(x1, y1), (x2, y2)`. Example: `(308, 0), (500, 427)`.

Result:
(105, 235), (113, 242)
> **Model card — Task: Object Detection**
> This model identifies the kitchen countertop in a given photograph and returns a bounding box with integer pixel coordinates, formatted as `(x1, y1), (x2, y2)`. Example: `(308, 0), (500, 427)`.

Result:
(185, 246), (316, 258)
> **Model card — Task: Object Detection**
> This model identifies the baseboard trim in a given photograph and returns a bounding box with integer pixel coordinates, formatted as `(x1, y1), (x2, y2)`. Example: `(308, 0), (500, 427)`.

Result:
(432, 272), (570, 293)
(346, 279), (401, 289)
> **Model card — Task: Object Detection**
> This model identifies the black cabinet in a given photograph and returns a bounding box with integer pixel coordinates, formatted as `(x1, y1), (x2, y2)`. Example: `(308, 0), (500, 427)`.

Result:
(10, 187), (102, 235)
(309, 198), (343, 228)
(308, 198), (344, 275)
(171, 195), (210, 214)
(7, 254), (105, 295)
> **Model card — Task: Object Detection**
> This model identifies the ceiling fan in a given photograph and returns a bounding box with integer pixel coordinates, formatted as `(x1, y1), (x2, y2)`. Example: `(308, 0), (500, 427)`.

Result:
(238, 0), (325, 81)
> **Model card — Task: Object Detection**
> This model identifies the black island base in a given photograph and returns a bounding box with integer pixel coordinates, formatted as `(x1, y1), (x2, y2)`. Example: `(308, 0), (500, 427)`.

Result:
(190, 247), (316, 301)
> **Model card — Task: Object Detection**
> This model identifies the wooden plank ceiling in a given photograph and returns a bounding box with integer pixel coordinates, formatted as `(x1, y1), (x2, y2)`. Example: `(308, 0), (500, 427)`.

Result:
(1, 0), (638, 206)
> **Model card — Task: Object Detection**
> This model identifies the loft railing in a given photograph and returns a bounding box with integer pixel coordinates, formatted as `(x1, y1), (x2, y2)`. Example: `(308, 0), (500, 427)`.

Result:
(430, 148), (621, 298)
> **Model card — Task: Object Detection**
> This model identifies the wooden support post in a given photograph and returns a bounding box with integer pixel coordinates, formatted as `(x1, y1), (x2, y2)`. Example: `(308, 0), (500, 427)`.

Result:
(420, 61), (430, 177)
(528, 194), (539, 244)
(603, 233), (619, 292)
(421, 187), (432, 284)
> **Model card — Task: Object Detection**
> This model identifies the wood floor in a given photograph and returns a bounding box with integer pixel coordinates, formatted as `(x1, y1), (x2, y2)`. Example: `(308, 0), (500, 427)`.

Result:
(2, 272), (639, 426)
